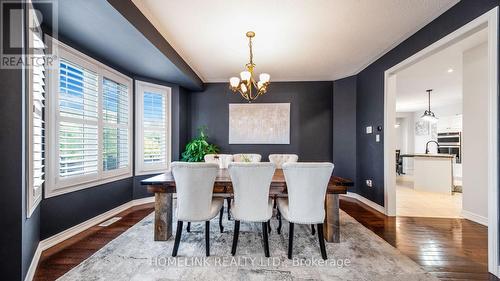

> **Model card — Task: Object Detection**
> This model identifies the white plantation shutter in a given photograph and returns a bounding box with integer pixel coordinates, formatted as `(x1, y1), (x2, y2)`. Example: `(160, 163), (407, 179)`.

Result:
(135, 81), (171, 175)
(58, 60), (99, 178)
(28, 28), (45, 215)
(143, 92), (166, 164)
(102, 77), (129, 172)
(45, 37), (132, 196)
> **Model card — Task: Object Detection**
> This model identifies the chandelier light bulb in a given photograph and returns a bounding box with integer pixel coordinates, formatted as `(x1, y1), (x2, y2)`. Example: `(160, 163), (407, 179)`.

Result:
(259, 73), (270, 83)
(229, 77), (240, 87)
(240, 71), (251, 81)
(257, 81), (264, 89)
(240, 83), (248, 93)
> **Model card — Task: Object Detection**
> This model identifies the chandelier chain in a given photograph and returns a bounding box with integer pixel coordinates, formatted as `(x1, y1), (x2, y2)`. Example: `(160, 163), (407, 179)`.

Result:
(248, 36), (254, 67)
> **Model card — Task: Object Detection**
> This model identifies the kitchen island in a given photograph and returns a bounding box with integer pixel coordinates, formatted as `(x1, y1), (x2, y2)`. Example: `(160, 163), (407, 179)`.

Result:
(401, 154), (455, 194)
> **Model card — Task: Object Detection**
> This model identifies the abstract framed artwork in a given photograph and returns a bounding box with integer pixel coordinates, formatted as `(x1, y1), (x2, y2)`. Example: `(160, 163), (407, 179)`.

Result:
(228, 103), (290, 144)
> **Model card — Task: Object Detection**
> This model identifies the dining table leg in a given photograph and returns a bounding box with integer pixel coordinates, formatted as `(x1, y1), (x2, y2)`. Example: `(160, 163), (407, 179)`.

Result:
(154, 192), (173, 241)
(323, 194), (340, 243)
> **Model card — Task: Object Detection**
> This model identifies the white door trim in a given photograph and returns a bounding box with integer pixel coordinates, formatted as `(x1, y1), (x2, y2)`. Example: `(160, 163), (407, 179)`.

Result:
(383, 7), (498, 276)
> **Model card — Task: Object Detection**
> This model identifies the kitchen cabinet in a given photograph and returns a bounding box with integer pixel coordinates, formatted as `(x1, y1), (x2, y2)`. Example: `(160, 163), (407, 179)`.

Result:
(437, 114), (462, 133)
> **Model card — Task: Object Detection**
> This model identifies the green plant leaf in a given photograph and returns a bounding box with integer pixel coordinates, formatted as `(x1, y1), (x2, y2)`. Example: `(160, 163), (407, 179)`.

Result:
(181, 126), (220, 162)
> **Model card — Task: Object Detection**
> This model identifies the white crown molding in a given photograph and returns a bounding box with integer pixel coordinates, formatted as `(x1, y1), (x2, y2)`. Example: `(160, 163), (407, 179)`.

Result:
(24, 197), (155, 281)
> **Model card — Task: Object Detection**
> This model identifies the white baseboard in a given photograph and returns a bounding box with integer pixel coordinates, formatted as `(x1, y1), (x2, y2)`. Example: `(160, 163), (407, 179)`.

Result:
(461, 210), (488, 226)
(341, 192), (386, 215)
(24, 196), (155, 281)
(24, 243), (42, 281)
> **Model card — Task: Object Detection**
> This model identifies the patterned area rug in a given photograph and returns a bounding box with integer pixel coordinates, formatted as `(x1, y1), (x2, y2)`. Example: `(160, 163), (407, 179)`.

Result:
(58, 210), (437, 281)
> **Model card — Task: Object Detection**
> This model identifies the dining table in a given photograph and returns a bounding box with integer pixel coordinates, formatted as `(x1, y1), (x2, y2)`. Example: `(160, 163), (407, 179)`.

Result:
(141, 168), (353, 243)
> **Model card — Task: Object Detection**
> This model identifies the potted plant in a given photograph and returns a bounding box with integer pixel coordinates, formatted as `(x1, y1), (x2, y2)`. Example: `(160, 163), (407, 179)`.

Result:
(181, 126), (220, 162)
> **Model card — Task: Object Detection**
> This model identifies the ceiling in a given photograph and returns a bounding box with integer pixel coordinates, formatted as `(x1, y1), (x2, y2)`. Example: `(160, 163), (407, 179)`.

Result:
(132, 0), (459, 82)
(395, 28), (488, 112)
(33, 0), (203, 90)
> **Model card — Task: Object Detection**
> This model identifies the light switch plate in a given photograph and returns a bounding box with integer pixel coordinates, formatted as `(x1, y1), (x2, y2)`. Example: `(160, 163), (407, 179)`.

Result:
(376, 134), (380, 142)
(366, 126), (373, 134)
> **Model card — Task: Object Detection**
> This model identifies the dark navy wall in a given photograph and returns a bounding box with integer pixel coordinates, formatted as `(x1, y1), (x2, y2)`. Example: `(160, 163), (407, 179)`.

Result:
(355, 0), (499, 206)
(332, 76), (357, 192)
(189, 82), (333, 162)
(40, 178), (133, 239)
(0, 29), (24, 281)
(0, 2), (42, 280)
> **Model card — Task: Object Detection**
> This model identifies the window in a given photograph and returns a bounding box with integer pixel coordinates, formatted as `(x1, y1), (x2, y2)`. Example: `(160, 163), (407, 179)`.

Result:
(135, 81), (171, 175)
(46, 37), (132, 197)
(27, 7), (45, 216)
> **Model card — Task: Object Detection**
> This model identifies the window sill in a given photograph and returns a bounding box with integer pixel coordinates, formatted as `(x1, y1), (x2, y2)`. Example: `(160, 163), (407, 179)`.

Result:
(45, 172), (133, 199)
(135, 169), (170, 177)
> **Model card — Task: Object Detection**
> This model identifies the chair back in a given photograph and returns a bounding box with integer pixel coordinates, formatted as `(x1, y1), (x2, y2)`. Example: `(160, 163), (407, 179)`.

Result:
(268, 154), (299, 169)
(228, 162), (275, 221)
(282, 162), (334, 223)
(171, 162), (218, 221)
(204, 154), (233, 169)
(233, 153), (262, 163)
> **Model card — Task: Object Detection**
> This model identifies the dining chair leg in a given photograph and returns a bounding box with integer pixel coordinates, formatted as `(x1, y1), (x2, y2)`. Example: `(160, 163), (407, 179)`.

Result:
(226, 197), (232, 220)
(172, 221), (183, 257)
(277, 209), (282, 234)
(219, 206), (224, 233)
(262, 222), (270, 257)
(288, 222), (294, 259)
(267, 220), (271, 234)
(205, 221), (210, 257)
(311, 224), (316, 236)
(317, 223), (327, 260)
(231, 220), (240, 256)
(187, 222), (191, 233)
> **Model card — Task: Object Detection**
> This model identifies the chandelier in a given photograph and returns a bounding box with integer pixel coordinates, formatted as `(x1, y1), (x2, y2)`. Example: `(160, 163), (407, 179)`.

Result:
(421, 89), (438, 123)
(229, 31), (270, 102)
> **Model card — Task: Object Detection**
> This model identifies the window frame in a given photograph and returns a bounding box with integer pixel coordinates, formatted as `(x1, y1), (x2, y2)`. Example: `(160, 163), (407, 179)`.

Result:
(135, 80), (172, 176)
(45, 36), (133, 198)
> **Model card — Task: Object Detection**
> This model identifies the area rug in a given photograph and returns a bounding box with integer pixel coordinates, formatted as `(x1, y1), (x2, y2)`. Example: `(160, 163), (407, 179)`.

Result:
(57, 209), (438, 281)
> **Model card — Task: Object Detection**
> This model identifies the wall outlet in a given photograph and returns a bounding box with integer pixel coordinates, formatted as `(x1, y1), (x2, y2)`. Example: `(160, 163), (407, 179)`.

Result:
(376, 134), (380, 142)
(365, 179), (373, 187)
(366, 126), (373, 134)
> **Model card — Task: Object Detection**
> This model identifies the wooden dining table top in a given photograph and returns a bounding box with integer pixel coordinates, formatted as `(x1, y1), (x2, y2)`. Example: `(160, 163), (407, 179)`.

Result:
(142, 168), (353, 195)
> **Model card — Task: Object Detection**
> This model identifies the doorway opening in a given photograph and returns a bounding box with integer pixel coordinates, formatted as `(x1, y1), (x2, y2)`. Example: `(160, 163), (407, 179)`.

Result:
(393, 28), (488, 218)
(384, 8), (498, 275)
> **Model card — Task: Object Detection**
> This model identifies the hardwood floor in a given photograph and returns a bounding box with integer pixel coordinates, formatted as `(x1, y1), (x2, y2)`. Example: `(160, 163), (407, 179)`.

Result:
(33, 204), (155, 281)
(340, 196), (495, 281)
(34, 198), (495, 281)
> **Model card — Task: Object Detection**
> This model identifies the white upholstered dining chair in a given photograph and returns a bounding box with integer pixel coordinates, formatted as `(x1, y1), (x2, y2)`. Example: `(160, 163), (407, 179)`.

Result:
(228, 162), (275, 257)
(276, 162), (334, 260)
(204, 154), (234, 168)
(170, 162), (224, 257)
(232, 153), (262, 163)
(204, 154), (234, 220)
(268, 154), (299, 169)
